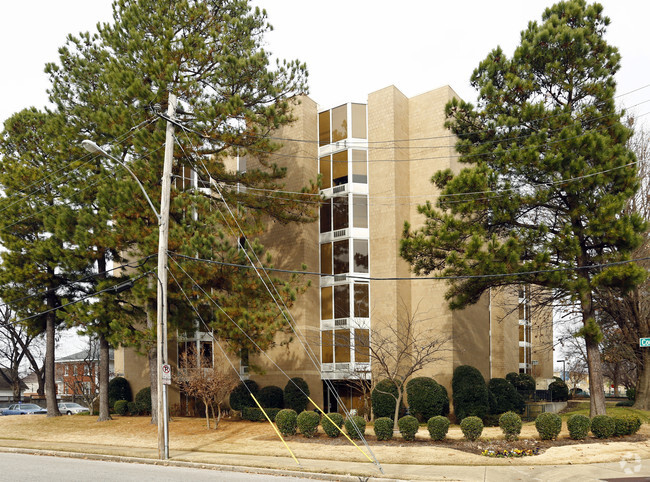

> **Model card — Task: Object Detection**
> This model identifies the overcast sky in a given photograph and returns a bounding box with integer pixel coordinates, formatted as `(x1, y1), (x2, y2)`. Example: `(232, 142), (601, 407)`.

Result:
(1, 0), (649, 126)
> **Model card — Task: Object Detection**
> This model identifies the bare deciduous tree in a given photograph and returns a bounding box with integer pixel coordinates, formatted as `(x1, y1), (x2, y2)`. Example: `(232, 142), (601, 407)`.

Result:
(55, 338), (99, 410)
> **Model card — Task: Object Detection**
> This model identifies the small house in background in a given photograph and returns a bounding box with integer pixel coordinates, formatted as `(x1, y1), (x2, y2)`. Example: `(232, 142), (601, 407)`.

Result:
(55, 348), (114, 402)
(0, 369), (27, 402)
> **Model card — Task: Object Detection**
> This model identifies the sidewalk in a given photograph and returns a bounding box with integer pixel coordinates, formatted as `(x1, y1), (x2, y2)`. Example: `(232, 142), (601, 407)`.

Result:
(0, 439), (649, 481)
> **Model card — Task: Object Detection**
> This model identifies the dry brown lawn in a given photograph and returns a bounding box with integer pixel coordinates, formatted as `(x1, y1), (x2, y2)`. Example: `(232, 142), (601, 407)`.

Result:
(0, 414), (649, 467)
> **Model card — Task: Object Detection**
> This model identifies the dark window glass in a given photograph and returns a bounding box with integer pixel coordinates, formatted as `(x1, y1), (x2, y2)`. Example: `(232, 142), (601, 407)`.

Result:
(319, 111), (330, 147)
(320, 243), (332, 275)
(320, 156), (331, 189)
(320, 199), (332, 233)
(321, 287), (333, 320)
(354, 329), (370, 362)
(332, 105), (347, 142)
(354, 284), (369, 318)
(353, 239), (369, 273)
(333, 196), (348, 231)
(334, 284), (350, 318)
(332, 150), (348, 186)
(352, 195), (368, 228)
(201, 341), (213, 368)
(322, 330), (333, 363)
(333, 240), (349, 274)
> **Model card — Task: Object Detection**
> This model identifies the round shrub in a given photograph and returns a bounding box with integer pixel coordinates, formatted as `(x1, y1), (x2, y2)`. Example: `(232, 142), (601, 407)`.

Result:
(397, 415), (419, 441)
(345, 415), (366, 440)
(284, 378), (309, 414)
(626, 388), (636, 401)
(108, 377), (132, 409)
(321, 412), (344, 438)
(114, 399), (129, 416)
(499, 411), (522, 441)
(616, 400), (634, 407)
(567, 414), (590, 440)
(127, 401), (139, 416)
(265, 408), (282, 422)
(296, 410), (320, 438)
(548, 380), (569, 402)
(135, 386), (151, 415)
(406, 377), (449, 422)
(371, 379), (399, 419)
(427, 416), (450, 441)
(612, 415), (641, 436)
(257, 385), (284, 409)
(488, 378), (524, 415)
(452, 365), (489, 421)
(535, 412), (562, 440)
(229, 380), (259, 412)
(373, 417), (394, 441)
(460, 416), (484, 441)
(591, 415), (615, 439)
(275, 409), (297, 436)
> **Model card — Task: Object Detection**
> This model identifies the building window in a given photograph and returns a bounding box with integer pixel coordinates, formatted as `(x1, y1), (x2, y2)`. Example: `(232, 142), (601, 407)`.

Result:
(333, 240), (349, 274)
(73, 365), (78, 376)
(319, 111), (330, 147)
(200, 341), (213, 368)
(351, 150), (367, 183)
(321, 286), (333, 320)
(320, 199), (332, 233)
(64, 366), (69, 376)
(354, 329), (370, 363)
(84, 365), (91, 376)
(352, 195), (368, 228)
(333, 285), (350, 319)
(319, 155), (331, 189)
(354, 283), (370, 318)
(334, 329), (351, 362)
(331, 105), (347, 143)
(353, 239), (369, 273)
(351, 104), (367, 139)
(332, 151), (348, 186)
(332, 196), (348, 230)
(321, 243), (332, 275)
(322, 330), (333, 363)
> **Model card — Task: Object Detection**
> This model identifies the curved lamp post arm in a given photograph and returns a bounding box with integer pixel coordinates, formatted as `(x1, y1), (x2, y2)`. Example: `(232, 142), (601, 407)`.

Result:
(81, 140), (161, 222)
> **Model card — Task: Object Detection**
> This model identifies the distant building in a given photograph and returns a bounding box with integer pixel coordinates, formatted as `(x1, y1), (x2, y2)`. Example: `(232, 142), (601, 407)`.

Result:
(55, 348), (114, 400)
(0, 368), (27, 402)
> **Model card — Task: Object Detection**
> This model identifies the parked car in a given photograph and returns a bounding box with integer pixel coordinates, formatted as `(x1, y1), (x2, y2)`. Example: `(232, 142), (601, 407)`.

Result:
(58, 402), (90, 415)
(1, 403), (47, 415)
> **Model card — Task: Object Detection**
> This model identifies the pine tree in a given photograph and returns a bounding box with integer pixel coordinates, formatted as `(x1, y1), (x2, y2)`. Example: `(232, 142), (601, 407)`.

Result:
(400, 0), (645, 416)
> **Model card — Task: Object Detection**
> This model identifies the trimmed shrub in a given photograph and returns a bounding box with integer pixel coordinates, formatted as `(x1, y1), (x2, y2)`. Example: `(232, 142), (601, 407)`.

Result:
(406, 377), (449, 422)
(591, 415), (616, 439)
(135, 387), (151, 415)
(297, 410), (320, 438)
(488, 378), (525, 415)
(616, 400), (635, 407)
(371, 379), (400, 419)
(548, 380), (569, 402)
(275, 409), (297, 436)
(242, 407), (264, 422)
(440, 384), (450, 416)
(506, 372), (535, 400)
(345, 415), (367, 440)
(627, 388), (636, 401)
(482, 414), (500, 427)
(373, 417), (393, 441)
(567, 414), (590, 440)
(108, 377), (132, 409)
(499, 411), (522, 441)
(535, 412), (562, 440)
(284, 378), (309, 414)
(257, 385), (284, 409)
(114, 399), (129, 416)
(427, 416), (450, 441)
(398, 415), (419, 441)
(460, 416), (484, 441)
(613, 415), (642, 436)
(127, 401), (139, 416)
(229, 380), (259, 412)
(321, 413), (344, 438)
(452, 365), (489, 421)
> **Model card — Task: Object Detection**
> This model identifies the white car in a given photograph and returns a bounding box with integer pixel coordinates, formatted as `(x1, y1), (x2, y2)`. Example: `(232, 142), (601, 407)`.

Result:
(58, 402), (90, 415)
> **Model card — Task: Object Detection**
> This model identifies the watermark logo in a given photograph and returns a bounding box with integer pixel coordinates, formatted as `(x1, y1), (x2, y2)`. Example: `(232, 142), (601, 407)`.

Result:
(619, 452), (642, 475)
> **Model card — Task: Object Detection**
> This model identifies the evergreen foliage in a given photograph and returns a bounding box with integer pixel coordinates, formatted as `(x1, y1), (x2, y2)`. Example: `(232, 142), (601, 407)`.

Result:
(612, 415), (642, 436)
(591, 415), (616, 438)
(506, 373), (536, 400)
(452, 366), (489, 421)
(535, 412), (562, 440)
(567, 414), (591, 440)
(275, 409), (297, 436)
(229, 380), (259, 411)
(548, 380), (570, 402)
(397, 415), (419, 441)
(400, 0), (646, 417)
(114, 400), (129, 416)
(296, 411), (320, 438)
(257, 385), (284, 409)
(127, 402), (139, 416)
(373, 417), (394, 441)
(460, 416), (484, 441)
(498, 411), (523, 441)
(371, 379), (400, 419)
(488, 378), (525, 414)
(283, 378), (309, 413)
(321, 413), (344, 438)
(427, 416), (450, 441)
(344, 415), (367, 440)
(406, 377), (449, 421)
(108, 377), (132, 408)
(135, 386), (152, 415)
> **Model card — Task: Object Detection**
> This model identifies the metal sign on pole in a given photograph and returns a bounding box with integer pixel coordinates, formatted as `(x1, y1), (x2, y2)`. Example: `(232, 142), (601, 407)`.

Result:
(162, 364), (172, 385)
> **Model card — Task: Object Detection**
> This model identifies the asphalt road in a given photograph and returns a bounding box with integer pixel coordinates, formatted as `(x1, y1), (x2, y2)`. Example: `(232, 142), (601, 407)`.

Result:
(0, 452), (320, 481)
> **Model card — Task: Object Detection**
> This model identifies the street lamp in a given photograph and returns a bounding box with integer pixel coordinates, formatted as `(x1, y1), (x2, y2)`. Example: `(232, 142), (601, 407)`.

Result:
(81, 93), (176, 460)
(557, 359), (566, 382)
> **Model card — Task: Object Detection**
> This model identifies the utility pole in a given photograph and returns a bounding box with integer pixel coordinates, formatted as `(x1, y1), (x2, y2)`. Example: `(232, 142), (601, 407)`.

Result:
(157, 92), (177, 460)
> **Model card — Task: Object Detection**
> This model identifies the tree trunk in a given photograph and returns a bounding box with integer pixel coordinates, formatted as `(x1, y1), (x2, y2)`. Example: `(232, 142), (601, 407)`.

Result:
(204, 398), (210, 429)
(45, 311), (61, 417)
(97, 334), (112, 421)
(634, 349), (650, 410)
(392, 389), (403, 433)
(585, 332), (607, 416)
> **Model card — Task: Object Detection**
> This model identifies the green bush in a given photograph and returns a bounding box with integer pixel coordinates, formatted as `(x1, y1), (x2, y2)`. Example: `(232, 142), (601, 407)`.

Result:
(257, 385), (284, 408)
(591, 415), (615, 439)
(242, 407), (264, 421)
(373, 417), (394, 441)
(616, 400), (635, 407)
(135, 387), (151, 415)
(506, 372), (535, 400)
(627, 388), (636, 401)
(296, 410), (320, 438)
(345, 415), (366, 440)
(567, 414), (590, 440)
(427, 416), (450, 441)
(371, 379), (400, 419)
(114, 399), (129, 416)
(535, 412), (562, 440)
(499, 411), (522, 441)
(488, 378), (525, 415)
(460, 416), (484, 441)
(613, 415), (642, 436)
(548, 380), (569, 402)
(284, 378), (309, 414)
(398, 415), (419, 441)
(229, 380), (259, 412)
(127, 401), (139, 416)
(108, 377), (132, 409)
(321, 413), (344, 438)
(452, 366), (489, 421)
(482, 414), (500, 427)
(275, 409), (297, 436)
(406, 377), (449, 422)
